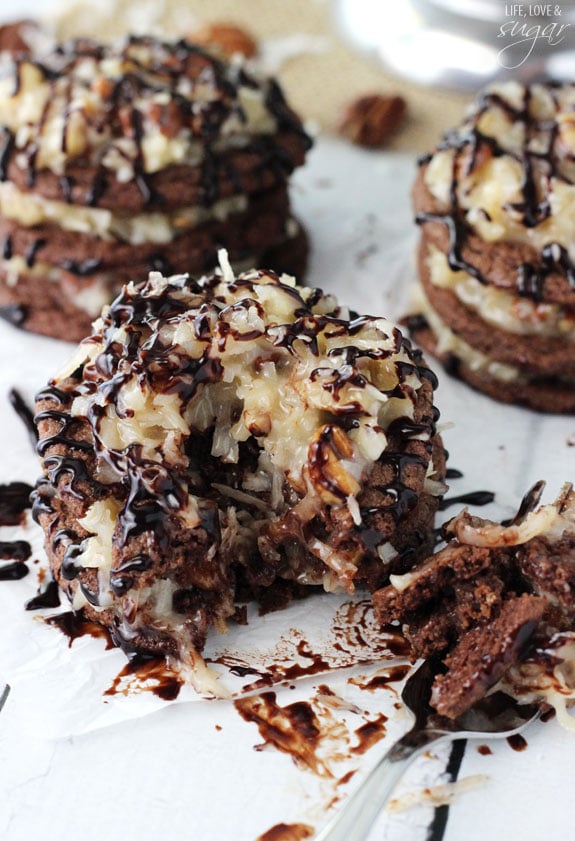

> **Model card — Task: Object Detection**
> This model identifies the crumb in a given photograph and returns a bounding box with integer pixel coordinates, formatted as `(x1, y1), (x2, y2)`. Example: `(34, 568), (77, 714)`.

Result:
(387, 775), (488, 813)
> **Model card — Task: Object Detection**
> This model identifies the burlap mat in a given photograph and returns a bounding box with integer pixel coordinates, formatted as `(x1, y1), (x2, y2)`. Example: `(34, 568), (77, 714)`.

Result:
(54, 0), (470, 153)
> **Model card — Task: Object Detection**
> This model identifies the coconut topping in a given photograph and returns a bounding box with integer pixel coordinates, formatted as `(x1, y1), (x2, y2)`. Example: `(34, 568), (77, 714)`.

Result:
(0, 36), (307, 184)
(58, 256), (430, 560)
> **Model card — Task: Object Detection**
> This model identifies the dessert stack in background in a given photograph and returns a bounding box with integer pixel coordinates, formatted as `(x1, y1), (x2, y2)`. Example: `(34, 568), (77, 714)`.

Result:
(0, 36), (311, 341)
(409, 82), (575, 413)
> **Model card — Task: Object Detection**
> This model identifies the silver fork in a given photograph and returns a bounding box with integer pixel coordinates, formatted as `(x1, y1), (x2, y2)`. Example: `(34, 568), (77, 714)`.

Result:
(314, 660), (540, 841)
(0, 683), (9, 713)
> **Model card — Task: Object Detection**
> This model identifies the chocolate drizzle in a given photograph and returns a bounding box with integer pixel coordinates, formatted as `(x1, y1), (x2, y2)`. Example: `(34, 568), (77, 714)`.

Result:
(0, 561), (29, 581)
(24, 237), (46, 268)
(104, 655), (182, 700)
(439, 490), (495, 511)
(2, 234), (13, 260)
(255, 825), (313, 841)
(0, 540), (31, 561)
(0, 127), (14, 182)
(109, 553), (152, 596)
(367, 453), (426, 520)
(0, 304), (27, 327)
(59, 257), (102, 277)
(9, 387), (38, 448)
(45, 610), (114, 648)
(25, 579), (61, 610)
(35, 409), (92, 455)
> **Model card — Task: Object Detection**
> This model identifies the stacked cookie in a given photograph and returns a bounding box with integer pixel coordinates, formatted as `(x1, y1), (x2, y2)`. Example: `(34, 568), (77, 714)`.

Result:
(410, 81), (575, 413)
(0, 36), (311, 341)
(34, 261), (446, 674)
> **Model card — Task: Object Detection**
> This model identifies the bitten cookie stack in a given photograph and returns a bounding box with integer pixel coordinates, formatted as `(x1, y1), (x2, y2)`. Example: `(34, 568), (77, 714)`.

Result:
(410, 81), (575, 413)
(0, 36), (311, 341)
(34, 260), (445, 680)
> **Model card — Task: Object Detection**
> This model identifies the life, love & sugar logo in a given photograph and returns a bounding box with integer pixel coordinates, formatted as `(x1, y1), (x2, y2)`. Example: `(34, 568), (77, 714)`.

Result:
(498, 4), (571, 68)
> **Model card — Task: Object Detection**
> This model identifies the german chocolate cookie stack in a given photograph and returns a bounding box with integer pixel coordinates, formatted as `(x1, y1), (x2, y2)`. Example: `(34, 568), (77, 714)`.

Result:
(0, 36), (311, 341)
(34, 262), (446, 674)
(411, 82), (575, 413)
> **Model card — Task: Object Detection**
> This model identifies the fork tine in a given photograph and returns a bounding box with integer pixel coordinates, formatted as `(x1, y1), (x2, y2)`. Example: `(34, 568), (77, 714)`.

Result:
(0, 684), (10, 713)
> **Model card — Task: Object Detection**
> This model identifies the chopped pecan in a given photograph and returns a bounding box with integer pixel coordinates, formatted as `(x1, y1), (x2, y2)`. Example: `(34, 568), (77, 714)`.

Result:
(309, 425), (360, 505)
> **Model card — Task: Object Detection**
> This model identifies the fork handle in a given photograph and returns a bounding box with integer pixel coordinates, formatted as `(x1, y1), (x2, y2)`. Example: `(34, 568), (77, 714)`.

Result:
(313, 728), (449, 841)
(0, 684), (9, 714)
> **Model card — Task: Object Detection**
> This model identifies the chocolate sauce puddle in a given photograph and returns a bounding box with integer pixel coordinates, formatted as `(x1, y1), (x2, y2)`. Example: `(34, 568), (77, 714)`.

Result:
(213, 601), (409, 692)
(255, 824), (313, 841)
(45, 611), (114, 648)
(44, 611), (182, 699)
(234, 691), (327, 775)
(349, 664), (411, 693)
(350, 712), (388, 755)
(25, 579), (61, 610)
(105, 657), (182, 701)
(507, 733), (528, 752)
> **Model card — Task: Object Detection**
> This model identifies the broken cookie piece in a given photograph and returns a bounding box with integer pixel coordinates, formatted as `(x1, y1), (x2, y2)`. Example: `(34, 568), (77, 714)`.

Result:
(374, 482), (575, 718)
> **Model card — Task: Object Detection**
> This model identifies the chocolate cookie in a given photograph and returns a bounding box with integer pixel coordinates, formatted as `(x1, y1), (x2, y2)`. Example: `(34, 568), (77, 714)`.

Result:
(34, 262), (446, 682)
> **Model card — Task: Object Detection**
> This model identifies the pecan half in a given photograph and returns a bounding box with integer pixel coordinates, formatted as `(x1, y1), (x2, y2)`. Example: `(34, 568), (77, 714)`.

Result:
(0, 20), (36, 55)
(340, 94), (407, 148)
(190, 22), (258, 59)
